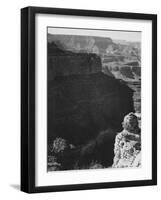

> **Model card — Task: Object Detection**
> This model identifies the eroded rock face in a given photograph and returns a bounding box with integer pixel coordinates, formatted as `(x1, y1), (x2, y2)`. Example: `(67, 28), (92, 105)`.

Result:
(112, 113), (141, 168)
(48, 34), (115, 55)
(48, 34), (141, 81)
(48, 45), (135, 145)
(48, 34), (141, 115)
(47, 34), (141, 171)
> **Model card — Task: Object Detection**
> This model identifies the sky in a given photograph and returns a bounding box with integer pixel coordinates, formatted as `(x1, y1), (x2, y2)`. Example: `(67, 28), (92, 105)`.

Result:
(48, 27), (141, 42)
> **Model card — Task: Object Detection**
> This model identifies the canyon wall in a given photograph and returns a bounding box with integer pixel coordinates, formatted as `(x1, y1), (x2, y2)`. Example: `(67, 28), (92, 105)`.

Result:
(48, 41), (135, 145)
(48, 35), (141, 113)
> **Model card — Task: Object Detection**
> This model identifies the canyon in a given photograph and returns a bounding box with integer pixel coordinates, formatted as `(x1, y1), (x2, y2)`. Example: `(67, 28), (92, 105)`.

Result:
(47, 34), (141, 170)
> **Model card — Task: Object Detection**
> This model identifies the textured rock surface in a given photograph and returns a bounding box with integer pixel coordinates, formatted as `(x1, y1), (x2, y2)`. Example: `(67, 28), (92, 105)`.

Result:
(48, 34), (141, 115)
(112, 113), (141, 168)
(48, 34), (141, 81)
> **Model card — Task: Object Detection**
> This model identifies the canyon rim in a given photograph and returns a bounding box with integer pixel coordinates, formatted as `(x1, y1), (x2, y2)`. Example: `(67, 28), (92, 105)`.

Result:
(47, 27), (141, 172)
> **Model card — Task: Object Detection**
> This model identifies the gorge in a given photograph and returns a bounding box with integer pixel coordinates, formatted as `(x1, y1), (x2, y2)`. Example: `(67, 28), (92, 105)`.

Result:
(47, 33), (141, 170)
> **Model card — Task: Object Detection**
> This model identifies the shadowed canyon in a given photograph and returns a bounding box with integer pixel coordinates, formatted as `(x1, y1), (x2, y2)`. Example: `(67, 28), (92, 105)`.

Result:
(47, 34), (141, 171)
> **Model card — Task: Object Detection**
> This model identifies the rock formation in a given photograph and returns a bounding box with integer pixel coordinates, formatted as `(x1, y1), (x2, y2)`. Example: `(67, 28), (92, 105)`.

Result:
(48, 34), (141, 114)
(112, 113), (141, 168)
(47, 33), (141, 171)
(47, 41), (135, 145)
(48, 113), (141, 171)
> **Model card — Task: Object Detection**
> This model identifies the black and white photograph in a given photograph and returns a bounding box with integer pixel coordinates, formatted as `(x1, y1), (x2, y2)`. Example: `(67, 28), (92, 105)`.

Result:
(20, 6), (157, 193)
(47, 28), (141, 172)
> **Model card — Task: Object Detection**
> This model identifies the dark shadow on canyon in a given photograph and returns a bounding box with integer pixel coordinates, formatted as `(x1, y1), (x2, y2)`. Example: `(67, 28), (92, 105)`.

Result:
(47, 40), (135, 170)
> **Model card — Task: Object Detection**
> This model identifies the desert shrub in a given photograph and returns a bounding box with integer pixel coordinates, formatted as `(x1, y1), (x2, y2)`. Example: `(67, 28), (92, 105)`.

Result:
(89, 161), (104, 169)
(48, 137), (77, 171)
(76, 129), (116, 168)
(52, 137), (69, 154)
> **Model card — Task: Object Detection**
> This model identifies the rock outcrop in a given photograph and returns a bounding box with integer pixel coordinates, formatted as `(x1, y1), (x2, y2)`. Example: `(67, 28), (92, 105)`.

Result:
(112, 113), (141, 168)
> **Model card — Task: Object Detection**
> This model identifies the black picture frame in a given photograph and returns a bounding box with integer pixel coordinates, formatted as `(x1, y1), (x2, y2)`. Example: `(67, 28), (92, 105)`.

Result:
(21, 6), (157, 193)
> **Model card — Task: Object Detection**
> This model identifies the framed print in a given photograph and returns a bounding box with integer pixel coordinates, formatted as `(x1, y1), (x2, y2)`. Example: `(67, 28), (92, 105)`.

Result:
(21, 6), (157, 193)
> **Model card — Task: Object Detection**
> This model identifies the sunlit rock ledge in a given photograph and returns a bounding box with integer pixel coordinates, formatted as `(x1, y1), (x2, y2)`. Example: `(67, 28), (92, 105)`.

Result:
(112, 112), (141, 168)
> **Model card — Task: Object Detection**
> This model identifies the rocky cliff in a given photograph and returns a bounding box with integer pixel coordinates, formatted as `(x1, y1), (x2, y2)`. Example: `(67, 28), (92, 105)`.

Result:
(47, 33), (141, 171)
(48, 40), (135, 145)
(48, 34), (141, 113)
(112, 113), (141, 168)
(48, 34), (141, 81)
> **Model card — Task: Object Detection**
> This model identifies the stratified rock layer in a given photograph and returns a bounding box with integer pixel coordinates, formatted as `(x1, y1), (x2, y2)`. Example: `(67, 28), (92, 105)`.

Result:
(48, 34), (141, 115)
